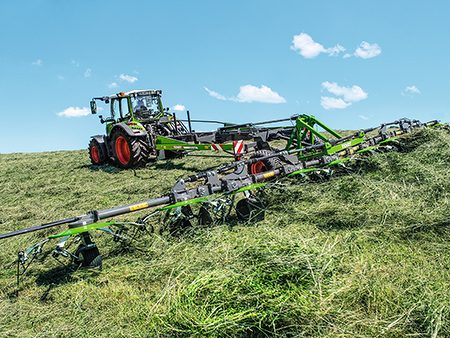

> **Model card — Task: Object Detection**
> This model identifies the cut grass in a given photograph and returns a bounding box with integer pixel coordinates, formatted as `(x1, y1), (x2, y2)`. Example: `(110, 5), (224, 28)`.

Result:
(0, 128), (449, 337)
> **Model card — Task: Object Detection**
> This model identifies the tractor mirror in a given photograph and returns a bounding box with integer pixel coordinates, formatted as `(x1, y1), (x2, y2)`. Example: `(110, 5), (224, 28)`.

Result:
(90, 100), (97, 114)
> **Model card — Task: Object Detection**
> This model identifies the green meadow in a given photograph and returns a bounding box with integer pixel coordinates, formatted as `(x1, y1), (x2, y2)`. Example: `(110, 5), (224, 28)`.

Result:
(0, 127), (449, 337)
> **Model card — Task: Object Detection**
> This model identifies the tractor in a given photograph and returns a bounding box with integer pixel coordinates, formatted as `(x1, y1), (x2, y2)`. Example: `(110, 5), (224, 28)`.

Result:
(89, 90), (189, 169)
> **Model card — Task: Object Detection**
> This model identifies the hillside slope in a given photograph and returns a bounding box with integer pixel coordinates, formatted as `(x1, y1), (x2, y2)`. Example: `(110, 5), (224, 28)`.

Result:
(0, 128), (449, 337)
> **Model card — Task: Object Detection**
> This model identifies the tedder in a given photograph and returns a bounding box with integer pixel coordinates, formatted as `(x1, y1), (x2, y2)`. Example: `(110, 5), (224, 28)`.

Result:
(1, 114), (445, 285)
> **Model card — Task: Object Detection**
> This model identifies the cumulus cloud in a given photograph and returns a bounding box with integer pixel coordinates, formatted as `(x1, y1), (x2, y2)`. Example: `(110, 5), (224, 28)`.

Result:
(359, 115), (369, 120)
(84, 68), (91, 77)
(354, 41), (382, 59)
(108, 82), (118, 88)
(291, 33), (381, 59)
(119, 74), (138, 83)
(291, 33), (345, 58)
(321, 97), (352, 110)
(205, 87), (227, 100)
(291, 33), (328, 58)
(405, 86), (420, 94)
(32, 60), (42, 66)
(172, 104), (186, 111)
(232, 85), (286, 103)
(322, 81), (368, 102)
(402, 85), (420, 97)
(205, 85), (286, 103)
(321, 82), (368, 110)
(57, 107), (90, 117)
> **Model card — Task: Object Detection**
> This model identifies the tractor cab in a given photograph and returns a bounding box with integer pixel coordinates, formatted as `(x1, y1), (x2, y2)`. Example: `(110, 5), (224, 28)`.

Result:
(90, 90), (164, 135)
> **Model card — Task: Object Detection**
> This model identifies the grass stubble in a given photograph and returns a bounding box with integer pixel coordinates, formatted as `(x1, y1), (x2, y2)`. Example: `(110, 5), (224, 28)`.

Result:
(0, 128), (449, 337)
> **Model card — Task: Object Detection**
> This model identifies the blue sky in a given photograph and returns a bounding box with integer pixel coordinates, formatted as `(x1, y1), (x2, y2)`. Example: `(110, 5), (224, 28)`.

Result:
(0, 0), (448, 153)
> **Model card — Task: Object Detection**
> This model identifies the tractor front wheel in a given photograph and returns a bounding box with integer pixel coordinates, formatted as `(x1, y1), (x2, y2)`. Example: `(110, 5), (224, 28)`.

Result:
(88, 139), (106, 165)
(112, 129), (150, 169)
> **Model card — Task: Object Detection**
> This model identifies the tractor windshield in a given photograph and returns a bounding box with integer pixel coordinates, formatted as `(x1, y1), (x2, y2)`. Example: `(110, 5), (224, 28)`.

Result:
(131, 95), (162, 119)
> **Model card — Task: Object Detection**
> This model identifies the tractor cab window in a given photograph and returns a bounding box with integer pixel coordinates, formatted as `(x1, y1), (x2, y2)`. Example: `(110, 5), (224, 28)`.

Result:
(111, 98), (131, 120)
(131, 95), (161, 119)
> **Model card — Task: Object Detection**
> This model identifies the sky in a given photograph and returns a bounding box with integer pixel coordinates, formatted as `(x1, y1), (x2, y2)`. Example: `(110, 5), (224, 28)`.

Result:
(0, 0), (449, 153)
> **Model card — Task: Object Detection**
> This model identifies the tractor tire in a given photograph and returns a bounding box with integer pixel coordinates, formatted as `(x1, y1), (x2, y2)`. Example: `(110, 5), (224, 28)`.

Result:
(88, 139), (106, 165)
(112, 129), (150, 169)
(248, 150), (282, 175)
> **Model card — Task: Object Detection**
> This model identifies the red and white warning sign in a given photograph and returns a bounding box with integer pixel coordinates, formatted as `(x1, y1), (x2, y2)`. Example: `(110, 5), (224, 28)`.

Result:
(233, 140), (244, 155)
(211, 144), (224, 151)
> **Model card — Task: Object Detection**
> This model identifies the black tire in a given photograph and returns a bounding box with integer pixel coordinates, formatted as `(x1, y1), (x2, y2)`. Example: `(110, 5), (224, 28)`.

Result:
(236, 198), (265, 222)
(76, 233), (102, 268)
(248, 150), (282, 175)
(88, 139), (106, 165)
(111, 129), (150, 169)
(198, 206), (213, 226)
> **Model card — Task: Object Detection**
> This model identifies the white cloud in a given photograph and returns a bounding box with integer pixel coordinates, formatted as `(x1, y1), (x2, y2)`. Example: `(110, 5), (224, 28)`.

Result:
(32, 60), (42, 66)
(291, 33), (346, 58)
(291, 33), (381, 59)
(327, 44), (346, 57)
(108, 82), (118, 88)
(321, 97), (351, 110)
(405, 85), (420, 94)
(291, 33), (328, 58)
(204, 87), (227, 100)
(57, 107), (90, 117)
(359, 115), (369, 120)
(322, 81), (368, 102)
(354, 41), (381, 59)
(120, 74), (138, 83)
(402, 85), (420, 97)
(71, 60), (79, 66)
(84, 68), (91, 77)
(320, 82), (368, 110)
(205, 85), (286, 103)
(232, 85), (286, 103)
(172, 104), (185, 111)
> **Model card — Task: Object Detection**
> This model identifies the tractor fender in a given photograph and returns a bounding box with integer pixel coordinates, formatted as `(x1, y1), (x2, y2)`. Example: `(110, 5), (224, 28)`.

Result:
(110, 122), (148, 138)
(90, 135), (107, 153)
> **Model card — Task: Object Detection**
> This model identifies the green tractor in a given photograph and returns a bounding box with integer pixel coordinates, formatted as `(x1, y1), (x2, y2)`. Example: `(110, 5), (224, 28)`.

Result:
(89, 90), (187, 169)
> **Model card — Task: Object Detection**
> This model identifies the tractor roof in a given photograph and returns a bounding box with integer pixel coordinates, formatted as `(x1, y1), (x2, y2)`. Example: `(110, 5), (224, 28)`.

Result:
(93, 90), (163, 102)
(109, 89), (162, 99)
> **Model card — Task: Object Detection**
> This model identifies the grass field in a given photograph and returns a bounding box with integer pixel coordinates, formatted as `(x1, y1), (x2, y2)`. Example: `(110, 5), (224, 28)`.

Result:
(0, 127), (449, 337)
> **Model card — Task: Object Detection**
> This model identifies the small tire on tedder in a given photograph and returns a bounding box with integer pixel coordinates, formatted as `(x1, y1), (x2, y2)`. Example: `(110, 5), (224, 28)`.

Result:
(236, 197), (265, 222)
(75, 232), (102, 269)
(111, 129), (150, 169)
(88, 139), (107, 165)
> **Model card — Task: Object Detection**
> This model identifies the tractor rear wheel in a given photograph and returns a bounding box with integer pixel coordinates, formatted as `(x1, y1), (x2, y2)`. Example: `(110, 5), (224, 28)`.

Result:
(88, 139), (106, 165)
(112, 129), (150, 169)
(248, 150), (282, 175)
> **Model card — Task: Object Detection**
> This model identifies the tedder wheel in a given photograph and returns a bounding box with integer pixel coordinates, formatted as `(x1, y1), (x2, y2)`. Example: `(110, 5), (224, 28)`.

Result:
(248, 150), (282, 175)
(236, 197), (265, 222)
(112, 129), (150, 169)
(75, 232), (102, 269)
(88, 139), (106, 165)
